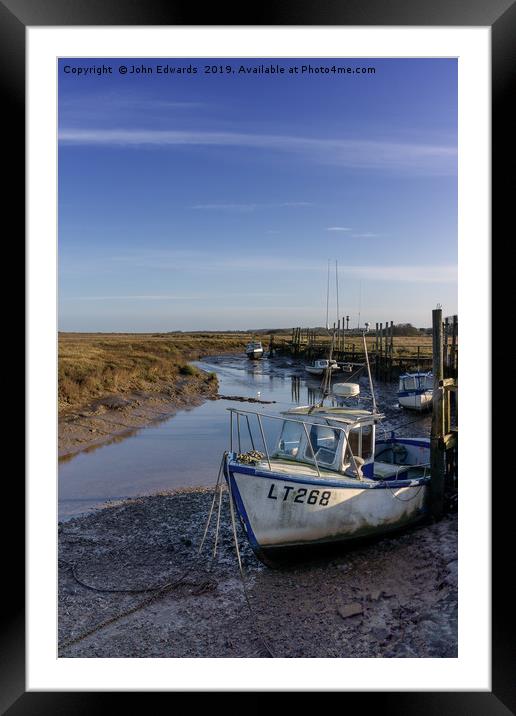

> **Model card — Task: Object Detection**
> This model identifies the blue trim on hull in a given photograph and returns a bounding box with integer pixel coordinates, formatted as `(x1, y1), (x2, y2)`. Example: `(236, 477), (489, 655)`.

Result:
(224, 455), (429, 565)
(228, 462), (429, 490)
(376, 437), (430, 450)
(223, 456), (272, 565)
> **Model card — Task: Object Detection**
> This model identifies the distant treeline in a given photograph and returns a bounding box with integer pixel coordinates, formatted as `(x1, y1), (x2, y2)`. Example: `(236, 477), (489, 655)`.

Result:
(138, 325), (432, 337)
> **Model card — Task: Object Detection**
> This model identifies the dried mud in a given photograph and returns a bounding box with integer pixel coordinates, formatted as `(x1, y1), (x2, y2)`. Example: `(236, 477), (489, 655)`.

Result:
(59, 488), (457, 659)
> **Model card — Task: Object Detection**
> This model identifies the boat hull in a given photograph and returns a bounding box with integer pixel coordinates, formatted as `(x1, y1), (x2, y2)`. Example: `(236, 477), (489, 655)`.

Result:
(224, 458), (428, 562)
(305, 366), (339, 376)
(398, 390), (433, 410)
(246, 350), (264, 360)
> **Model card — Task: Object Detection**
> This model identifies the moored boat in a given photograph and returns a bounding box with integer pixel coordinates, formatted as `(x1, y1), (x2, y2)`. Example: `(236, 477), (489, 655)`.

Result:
(245, 341), (264, 360)
(397, 372), (433, 411)
(305, 358), (339, 376)
(223, 405), (430, 564)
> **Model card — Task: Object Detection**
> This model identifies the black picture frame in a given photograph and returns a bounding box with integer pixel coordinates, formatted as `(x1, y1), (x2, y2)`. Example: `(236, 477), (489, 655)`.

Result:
(7, 0), (511, 709)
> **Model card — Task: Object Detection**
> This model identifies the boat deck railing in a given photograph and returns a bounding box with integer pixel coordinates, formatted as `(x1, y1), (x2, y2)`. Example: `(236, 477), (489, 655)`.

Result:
(227, 407), (364, 480)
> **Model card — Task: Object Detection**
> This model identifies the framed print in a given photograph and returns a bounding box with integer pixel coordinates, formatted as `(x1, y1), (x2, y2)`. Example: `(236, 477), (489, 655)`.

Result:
(5, 0), (513, 708)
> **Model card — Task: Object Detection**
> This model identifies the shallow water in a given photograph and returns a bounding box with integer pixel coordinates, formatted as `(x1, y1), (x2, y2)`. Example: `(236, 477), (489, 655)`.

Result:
(58, 355), (431, 521)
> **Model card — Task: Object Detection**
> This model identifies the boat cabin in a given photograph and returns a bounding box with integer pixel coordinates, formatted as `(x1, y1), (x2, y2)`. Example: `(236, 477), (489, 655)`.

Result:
(272, 407), (383, 479)
(398, 372), (433, 393)
(312, 359), (337, 369)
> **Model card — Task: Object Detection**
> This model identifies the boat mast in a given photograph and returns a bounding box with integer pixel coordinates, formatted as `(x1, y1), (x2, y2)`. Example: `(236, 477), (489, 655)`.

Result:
(335, 259), (340, 326)
(325, 259), (330, 330)
(319, 260), (335, 407)
(362, 322), (377, 414)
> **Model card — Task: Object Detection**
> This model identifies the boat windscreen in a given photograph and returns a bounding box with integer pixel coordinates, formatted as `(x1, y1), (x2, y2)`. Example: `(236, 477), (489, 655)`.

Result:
(274, 421), (304, 459)
(305, 424), (340, 466)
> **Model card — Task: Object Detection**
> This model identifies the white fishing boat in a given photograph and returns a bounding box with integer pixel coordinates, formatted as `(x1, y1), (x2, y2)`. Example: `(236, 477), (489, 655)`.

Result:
(245, 341), (264, 360)
(223, 405), (430, 564)
(305, 359), (339, 376)
(224, 326), (430, 564)
(398, 372), (433, 411)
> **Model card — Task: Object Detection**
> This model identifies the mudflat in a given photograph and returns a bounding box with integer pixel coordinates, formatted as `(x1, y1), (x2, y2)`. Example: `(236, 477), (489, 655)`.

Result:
(58, 488), (457, 658)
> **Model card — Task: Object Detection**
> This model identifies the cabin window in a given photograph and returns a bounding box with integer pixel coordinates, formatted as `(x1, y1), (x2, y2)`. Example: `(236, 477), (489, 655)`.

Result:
(361, 425), (373, 459)
(403, 377), (417, 391)
(345, 425), (373, 461)
(274, 421), (304, 459)
(305, 425), (340, 466)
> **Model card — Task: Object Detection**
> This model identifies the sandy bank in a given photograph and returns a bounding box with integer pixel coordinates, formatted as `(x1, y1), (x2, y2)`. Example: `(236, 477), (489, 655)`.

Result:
(59, 488), (457, 659)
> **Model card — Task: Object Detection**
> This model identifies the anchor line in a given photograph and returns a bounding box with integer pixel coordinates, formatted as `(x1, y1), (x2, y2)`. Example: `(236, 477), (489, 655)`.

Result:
(226, 460), (276, 658)
(59, 452), (275, 657)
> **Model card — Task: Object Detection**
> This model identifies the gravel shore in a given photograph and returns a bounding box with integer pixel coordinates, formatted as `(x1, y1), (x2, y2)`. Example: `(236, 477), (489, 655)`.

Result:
(59, 487), (457, 658)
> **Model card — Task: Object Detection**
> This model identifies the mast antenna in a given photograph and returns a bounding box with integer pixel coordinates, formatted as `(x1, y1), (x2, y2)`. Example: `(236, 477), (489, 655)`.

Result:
(335, 259), (340, 325)
(325, 259), (330, 330)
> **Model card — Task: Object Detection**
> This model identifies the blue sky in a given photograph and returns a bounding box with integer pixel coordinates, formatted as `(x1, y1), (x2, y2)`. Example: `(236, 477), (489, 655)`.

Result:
(58, 58), (457, 331)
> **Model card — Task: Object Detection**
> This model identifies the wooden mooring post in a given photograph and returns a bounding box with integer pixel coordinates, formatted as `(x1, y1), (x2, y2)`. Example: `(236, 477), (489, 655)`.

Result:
(430, 308), (458, 519)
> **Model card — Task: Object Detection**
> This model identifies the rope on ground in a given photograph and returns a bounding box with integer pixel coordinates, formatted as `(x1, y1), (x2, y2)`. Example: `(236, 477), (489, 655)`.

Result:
(60, 451), (275, 657)
(59, 454), (227, 652)
(59, 569), (212, 651)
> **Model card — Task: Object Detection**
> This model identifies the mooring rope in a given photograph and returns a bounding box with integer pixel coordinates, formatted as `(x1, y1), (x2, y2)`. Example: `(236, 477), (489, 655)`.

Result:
(59, 453), (225, 651)
(59, 451), (275, 657)
(226, 466), (276, 658)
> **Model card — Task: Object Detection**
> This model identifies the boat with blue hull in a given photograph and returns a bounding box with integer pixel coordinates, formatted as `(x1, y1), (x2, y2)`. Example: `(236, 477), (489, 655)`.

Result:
(398, 371), (433, 411)
(223, 406), (430, 564)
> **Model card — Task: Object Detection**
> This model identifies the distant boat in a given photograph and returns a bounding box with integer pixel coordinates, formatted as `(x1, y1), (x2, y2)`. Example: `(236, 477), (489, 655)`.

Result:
(398, 372), (433, 411)
(305, 359), (339, 376)
(246, 341), (264, 360)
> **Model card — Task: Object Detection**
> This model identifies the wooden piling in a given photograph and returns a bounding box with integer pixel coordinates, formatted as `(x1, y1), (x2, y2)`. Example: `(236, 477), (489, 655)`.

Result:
(451, 315), (458, 376)
(379, 322), (383, 378)
(375, 323), (379, 378)
(430, 308), (446, 519)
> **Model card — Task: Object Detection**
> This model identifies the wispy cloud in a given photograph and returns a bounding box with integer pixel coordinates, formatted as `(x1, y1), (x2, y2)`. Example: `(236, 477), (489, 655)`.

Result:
(351, 233), (382, 238)
(280, 202), (313, 207)
(190, 201), (314, 212)
(59, 128), (457, 174)
(67, 295), (202, 301)
(326, 226), (351, 232)
(65, 292), (291, 302)
(109, 250), (456, 283)
(191, 203), (257, 212)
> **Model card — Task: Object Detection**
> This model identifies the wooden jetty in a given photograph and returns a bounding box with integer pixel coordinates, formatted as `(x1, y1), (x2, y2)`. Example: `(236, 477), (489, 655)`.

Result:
(285, 317), (458, 382)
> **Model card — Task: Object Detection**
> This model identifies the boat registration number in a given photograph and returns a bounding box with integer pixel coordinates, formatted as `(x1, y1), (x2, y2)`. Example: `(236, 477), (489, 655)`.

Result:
(267, 484), (331, 506)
